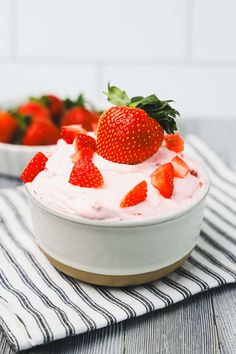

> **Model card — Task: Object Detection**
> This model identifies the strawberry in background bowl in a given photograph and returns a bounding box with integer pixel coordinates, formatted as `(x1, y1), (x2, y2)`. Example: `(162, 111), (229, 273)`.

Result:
(61, 94), (99, 132)
(0, 94), (100, 177)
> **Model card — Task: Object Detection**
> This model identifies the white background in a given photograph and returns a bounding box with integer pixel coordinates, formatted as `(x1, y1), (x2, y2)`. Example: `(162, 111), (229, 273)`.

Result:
(0, 0), (236, 120)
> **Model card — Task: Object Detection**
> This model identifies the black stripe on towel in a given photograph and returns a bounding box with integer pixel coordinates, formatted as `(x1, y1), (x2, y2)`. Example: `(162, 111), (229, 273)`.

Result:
(122, 289), (155, 313)
(206, 205), (236, 229)
(62, 276), (117, 326)
(0, 237), (75, 338)
(203, 217), (236, 246)
(162, 278), (192, 299)
(188, 256), (226, 286)
(0, 268), (52, 343)
(27, 254), (97, 331)
(144, 284), (174, 306)
(0, 315), (20, 352)
(195, 246), (236, 281)
(0, 193), (97, 332)
(175, 267), (209, 291)
(96, 288), (136, 319)
(187, 140), (236, 188)
(208, 193), (236, 215)
(0, 193), (33, 237)
(200, 230), (236, 263)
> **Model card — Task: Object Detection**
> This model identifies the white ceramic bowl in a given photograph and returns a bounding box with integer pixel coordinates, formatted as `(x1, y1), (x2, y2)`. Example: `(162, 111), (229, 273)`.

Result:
(0, 98), (57, 177)
(26, 169), (210, 287)
(0, 143), (55, 178)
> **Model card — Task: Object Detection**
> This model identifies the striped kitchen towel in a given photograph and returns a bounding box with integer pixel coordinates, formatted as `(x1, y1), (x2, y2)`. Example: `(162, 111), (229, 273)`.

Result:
(0, 135), (235, 352)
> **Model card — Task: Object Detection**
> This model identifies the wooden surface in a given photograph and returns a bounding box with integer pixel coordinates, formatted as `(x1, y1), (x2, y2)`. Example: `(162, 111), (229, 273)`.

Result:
(0, 119), (235, 354)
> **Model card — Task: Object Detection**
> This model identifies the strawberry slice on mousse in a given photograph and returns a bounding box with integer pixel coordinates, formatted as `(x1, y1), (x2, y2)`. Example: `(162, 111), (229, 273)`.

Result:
(164, 132), (184, 153)
(151, 163), (174, 198)
(69, 158), (103, 188)
(61, 125), (86, 144)
(71, 133), (97, 163)
(171, 156), (190, 178)
(120, 181), (148, 208)
(21, 152), (48, 183)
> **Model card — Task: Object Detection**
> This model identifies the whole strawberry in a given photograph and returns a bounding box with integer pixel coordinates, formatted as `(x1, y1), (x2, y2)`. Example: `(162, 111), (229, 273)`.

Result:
(18, 101), (50, 123)
(23, 121), (60, 146)
(61, 106), (92, 129)
(30, 94), (64, 122)
(0, 111), (19, 143)
(61, 94), (98, 132)
(43, 95), (64, 119)
(97, 84), (180, 164)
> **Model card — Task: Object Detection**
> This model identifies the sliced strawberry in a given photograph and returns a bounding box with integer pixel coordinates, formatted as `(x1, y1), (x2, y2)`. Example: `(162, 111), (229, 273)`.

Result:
(120, 181), (147, 208)
(21, 152), (48, 183)
(164, 133), (184, 153)
(171, 156), (190, 178)
(69, 158), (103, 188)
(71, 149), (94, 164)
(71, 133), (97, 163)
(151, 163), (174, 198)
(74, 133), (96, 152)
(61, 125), (86, 144)
(70, 151), (80, 164)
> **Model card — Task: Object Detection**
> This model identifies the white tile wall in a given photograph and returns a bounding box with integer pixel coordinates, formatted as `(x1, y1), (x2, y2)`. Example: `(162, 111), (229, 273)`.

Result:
(101, 65), (236, 119)
(0, 63), (97, 105)
(16, 0), (186, 60)
(0, 0), (236, 119)
(193, 0), (236, 61)
(0, 0), (12, 57)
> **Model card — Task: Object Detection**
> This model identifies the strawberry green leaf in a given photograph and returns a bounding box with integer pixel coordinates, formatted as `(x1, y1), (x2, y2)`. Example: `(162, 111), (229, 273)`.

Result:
(8, 110), (31, 130)
(64, 94), (86, 110)
(7, 110), (32, 143)
(104, 83), (130, 106)
(132, 94), (179, 134)
(130, 96), (144, 104)
(29, 96), (50, 107)
(104, 84), (180, 134)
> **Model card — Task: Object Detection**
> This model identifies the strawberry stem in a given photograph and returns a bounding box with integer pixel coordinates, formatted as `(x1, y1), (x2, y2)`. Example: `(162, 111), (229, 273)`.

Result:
(104, 82), (130, 106)
(104, 83), (180, 134)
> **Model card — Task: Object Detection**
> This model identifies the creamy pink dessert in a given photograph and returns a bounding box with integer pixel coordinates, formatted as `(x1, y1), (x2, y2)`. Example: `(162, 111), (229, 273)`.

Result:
(23, 85), (207, 221)
(26, 137), (204, 220)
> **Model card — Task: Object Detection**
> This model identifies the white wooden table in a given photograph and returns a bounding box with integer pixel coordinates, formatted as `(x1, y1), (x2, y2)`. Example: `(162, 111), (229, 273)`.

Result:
(0, 119), (236, 354)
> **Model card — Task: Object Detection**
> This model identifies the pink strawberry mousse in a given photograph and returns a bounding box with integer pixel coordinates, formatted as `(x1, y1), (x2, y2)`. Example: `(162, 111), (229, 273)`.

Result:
(26, 138), (206, 221)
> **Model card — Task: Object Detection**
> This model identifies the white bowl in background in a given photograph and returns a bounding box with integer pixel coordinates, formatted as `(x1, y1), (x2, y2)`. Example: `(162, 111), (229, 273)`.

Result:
(26, 168), (210, 287)
(0, 143), (56, 178)
(0, 98), (57, 178)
